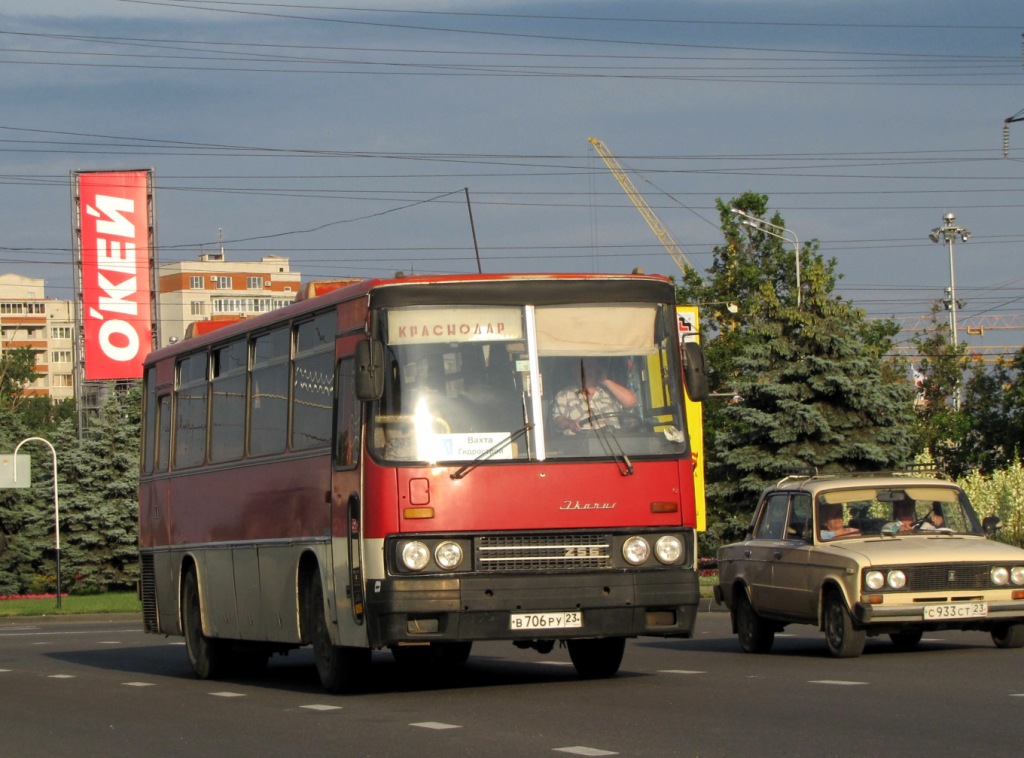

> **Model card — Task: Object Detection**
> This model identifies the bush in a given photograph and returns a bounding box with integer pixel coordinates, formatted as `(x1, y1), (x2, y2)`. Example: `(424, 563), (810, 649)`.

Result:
(959, 459), (1024, 548)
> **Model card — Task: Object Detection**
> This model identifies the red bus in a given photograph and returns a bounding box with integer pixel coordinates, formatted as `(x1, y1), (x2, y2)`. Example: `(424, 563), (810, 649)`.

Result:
(139, 272), (707, 692)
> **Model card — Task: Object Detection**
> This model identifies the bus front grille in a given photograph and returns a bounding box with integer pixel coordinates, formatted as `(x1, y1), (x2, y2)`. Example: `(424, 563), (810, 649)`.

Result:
(477, 534), (612, 572)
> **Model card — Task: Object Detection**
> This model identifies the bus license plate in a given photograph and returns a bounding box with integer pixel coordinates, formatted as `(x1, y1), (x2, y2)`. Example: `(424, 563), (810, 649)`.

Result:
(922, 602), (988, 620)
(510, 611), (583, 630)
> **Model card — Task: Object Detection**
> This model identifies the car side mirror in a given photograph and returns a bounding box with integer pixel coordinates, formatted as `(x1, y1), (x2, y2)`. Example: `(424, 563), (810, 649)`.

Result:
(982, 515), (1002, 535)
(354, 338), (385, 401)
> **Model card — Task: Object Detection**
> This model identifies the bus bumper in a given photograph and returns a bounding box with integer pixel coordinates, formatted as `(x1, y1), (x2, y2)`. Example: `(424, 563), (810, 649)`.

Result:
(363, 569), (699, 647)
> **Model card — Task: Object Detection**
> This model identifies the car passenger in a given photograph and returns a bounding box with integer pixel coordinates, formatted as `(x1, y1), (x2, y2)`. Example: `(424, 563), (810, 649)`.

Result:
(818, 502), (860, 540)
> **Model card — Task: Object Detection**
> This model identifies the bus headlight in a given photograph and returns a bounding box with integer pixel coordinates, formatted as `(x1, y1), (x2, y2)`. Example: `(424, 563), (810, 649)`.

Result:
(623, 536), (651, 565)
(434, 541), (464, 570)
(992, 566), (1010, 586)
(654, 535), (683, 564)
(401, 541), (431, 572)
(887, 570), (907, 589)
(865, 570), (885, 590)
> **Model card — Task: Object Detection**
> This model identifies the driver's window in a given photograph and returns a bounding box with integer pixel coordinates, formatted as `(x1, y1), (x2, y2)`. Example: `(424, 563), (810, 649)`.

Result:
(755, 494), (790, 540)
(789, 494), (812, 540)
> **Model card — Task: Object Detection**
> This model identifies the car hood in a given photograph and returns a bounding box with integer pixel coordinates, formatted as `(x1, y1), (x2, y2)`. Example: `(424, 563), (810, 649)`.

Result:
(827, 535), (1024, 566)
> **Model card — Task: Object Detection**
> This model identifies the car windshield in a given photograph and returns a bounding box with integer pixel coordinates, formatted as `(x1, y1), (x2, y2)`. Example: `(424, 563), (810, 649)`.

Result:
(815, 485), (981, 541)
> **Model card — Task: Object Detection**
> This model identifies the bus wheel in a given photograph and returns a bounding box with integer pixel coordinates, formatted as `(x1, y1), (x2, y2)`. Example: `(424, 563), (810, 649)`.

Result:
(304, 571), (370, 693)
(182, 570), (228, 680)
(435, 641), (473, 666)
(567, 637), (625, 679)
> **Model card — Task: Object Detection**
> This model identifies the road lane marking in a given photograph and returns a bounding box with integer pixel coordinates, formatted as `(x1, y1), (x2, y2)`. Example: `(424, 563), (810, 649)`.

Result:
(411, 722), (461, 730)
(554, 747), (618, 756)
(809, 680), (867, 686)
(49, 674), (75, 679)
(660, 669), (706, 675)
(123, 682), (155, 687)
(301, 704), (342, 711)
(209, 691), (246, 697)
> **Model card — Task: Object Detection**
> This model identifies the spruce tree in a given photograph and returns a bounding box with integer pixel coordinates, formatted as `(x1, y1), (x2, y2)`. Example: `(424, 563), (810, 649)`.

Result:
(680, 195), (915, 538)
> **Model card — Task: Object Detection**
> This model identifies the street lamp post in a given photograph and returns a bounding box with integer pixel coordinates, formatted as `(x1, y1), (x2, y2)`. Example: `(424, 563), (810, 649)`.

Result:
(730, 208), (802, 306)
(928, 212), (970, 349)
(13, 437), (62, 608)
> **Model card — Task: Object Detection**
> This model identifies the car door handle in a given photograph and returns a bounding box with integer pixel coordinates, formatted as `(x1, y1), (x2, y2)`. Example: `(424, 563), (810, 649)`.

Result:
(744, 549), (751, 558)
(773, 551), (783, 560)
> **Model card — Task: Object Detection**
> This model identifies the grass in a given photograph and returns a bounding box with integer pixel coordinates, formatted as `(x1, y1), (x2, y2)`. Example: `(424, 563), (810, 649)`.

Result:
(0, 592), (142, 617)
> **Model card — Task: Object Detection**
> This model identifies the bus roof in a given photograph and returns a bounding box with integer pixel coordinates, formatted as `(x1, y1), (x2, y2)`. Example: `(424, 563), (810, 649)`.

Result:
(145, 271), (676, 365)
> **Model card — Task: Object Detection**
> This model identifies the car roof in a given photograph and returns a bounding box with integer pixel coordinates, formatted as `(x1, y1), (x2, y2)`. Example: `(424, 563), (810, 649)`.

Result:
(765, 473), (959, 498)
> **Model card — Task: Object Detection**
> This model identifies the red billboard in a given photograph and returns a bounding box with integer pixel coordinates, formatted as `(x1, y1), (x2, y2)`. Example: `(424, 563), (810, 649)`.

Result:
(74, 170), (155, 380)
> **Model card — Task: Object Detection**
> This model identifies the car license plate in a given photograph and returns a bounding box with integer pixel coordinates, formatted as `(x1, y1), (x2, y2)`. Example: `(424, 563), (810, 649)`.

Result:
(510, 611), (583, 630)
(922, 602), (988, 620)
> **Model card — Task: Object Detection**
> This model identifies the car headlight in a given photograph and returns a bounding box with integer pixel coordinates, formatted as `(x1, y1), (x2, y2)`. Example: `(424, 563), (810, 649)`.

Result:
(1011, 566), (1024, 586)
(887, 570), (907, 590)
(992, 566), (1010, 586)
(654, 535), (683, 564)
(434, 540), (464, 570)
(865, 570), (885, 590)
(401, 541), (431, 571)
(623, 536), (651, 565)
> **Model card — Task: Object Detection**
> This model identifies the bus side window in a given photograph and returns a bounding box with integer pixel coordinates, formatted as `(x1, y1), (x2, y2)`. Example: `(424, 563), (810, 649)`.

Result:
(142, 366), (158, 475)
(250, 327), (289, 457)
(174, 352), (209, 469)
(156, 395), (171, 472)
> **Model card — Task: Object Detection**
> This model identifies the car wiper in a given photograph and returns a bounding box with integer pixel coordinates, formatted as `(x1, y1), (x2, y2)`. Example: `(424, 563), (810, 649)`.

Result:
(450, 423), (534, 480)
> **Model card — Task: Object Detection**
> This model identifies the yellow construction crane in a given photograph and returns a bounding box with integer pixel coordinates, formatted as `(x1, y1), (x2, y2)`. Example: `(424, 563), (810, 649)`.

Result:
(588, 137), (692, 273)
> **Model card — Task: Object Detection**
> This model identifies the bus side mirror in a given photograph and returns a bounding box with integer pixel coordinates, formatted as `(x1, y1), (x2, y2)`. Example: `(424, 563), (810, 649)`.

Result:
(682, 341), (709, 402)
(355, 339), (385, 401)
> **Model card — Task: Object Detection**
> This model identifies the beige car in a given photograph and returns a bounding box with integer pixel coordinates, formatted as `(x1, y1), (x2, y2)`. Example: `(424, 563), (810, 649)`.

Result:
(714, 473), (1024, 657)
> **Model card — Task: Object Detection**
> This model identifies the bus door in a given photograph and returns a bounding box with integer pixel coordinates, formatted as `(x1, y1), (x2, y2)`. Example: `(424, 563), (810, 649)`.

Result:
(332, 347), (367, 640)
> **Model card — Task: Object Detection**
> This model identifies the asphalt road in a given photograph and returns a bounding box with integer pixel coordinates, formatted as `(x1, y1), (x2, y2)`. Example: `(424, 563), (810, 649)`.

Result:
(1, 611), (1023, 757)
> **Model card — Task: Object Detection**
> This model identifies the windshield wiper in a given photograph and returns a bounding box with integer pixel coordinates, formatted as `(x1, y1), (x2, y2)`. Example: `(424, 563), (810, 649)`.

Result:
(450, 423), (534, 480)
(579, 377), (633, 477)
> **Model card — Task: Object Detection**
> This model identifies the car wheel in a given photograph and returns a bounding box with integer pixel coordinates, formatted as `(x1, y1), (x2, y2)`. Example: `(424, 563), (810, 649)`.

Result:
(735, 592), (774, 654)
(567, 637), (626, 679)
(888, 629), (923, 650)
(991, 622), (1024, 649)
(823, 591), (866, 658)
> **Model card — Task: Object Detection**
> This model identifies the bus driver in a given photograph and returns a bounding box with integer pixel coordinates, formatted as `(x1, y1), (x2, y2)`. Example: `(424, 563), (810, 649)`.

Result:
(552, 358), (637, 434)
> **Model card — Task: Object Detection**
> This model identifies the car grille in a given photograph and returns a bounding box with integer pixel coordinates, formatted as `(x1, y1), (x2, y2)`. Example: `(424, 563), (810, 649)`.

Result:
(477, 533), (612, 572)
(881, 563), (992, 592)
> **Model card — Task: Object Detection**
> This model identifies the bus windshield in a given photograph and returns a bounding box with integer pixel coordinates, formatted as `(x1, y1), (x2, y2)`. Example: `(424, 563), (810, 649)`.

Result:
(369, 302), (689, 463)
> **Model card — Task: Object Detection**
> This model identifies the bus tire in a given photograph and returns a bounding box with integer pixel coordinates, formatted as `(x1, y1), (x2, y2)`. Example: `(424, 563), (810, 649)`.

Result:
(567, 637), (625, 679)
(182, 569), (228, 680)
(304, 570), (370, 693)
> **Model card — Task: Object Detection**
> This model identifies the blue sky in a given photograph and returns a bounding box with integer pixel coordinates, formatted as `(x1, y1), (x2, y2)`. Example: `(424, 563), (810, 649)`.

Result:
(2, 1), (1024, 358)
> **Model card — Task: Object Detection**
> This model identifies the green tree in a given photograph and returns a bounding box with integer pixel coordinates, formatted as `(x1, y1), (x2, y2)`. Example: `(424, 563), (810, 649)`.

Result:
(0, 347), (42, 412)
(51, 385), (141, 592)
(0, 406), (45, 594)
(681, 195), (915, 546)
(910, 308), (971, 476)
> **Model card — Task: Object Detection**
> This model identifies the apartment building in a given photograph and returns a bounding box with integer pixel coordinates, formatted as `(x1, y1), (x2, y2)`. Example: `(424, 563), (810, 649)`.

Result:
(157, 252), (301, 346)
(0, 273), (75, 401)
